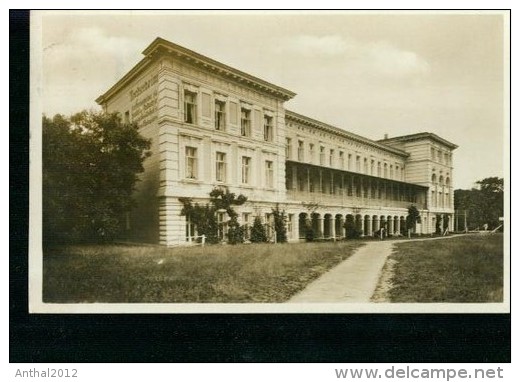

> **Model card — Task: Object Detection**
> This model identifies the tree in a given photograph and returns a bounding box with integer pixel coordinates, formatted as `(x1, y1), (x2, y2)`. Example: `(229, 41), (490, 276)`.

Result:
(271, 204), (288, 243)
(344, 215), (361, 239)
(179, 199), (219, 244)
(406, 205), (421, 234)
(454, 177), (504, 230)
(227, 216), (245, 245)
(42, 111), (151, 244)
(179, 187), (247, 244)
(250, 216), (268, 243)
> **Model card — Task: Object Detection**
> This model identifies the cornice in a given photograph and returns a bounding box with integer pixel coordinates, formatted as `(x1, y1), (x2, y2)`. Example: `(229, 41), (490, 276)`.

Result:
(285, 110), (410, 158)
(378, 133), (458, 150)
(97, 37), (296, 105)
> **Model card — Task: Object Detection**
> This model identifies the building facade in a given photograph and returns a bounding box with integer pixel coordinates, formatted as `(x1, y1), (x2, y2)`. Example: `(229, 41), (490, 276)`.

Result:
(96, 37), (457, 246)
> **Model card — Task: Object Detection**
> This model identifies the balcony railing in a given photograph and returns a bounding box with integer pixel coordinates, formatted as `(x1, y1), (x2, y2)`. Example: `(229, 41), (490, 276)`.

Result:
(286, 189), (422, 209)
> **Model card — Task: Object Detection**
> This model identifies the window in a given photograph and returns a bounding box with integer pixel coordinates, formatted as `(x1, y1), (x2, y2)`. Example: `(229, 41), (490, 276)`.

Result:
(287, 214), (293, 236)
(444, 153), (449, 164)
(390, 165), (394, 179)
(265, 160), (274, 188)
(329, 149), (334, 167)
(384, 163), (388, 178)
(215, 100), (226, 131)
(285, 138), (292, 159)
(339, 151), (344, 169)
(240, 108), (251, 137)
(377, 162), (381, 177)
(297, 140), (304, 161)
(309, 143), (315, 163)
(320, 146), (325, 165)
(124, 110), (130, 123)
(184, 90), (197, 124)
(186, 217), (196, 242)
(348, 154), (352, 170)
(396, 165), (400, 180)
(371, 159), (375, 175)
(242, 213), (251, 240)
(264, 115), (273, 142)
(216, 152), (226, 182)
(364, 158), (368, 174)
(185, 146), (198, 179)
(242, 156), (251, 184)
(217, 212), (227, 241)
(431, 147), (435, 159)
(356, 156), (361, 172)
(437, 150), (442, 162)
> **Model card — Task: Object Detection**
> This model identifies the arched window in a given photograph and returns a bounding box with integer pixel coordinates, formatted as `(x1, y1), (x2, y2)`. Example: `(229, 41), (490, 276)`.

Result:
(431, 173), (437, 184)
(439, 175), (444, 186)
(446, 177), (450, 187)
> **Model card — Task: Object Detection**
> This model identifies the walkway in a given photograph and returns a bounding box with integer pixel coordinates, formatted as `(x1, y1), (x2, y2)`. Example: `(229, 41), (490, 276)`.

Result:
(288, 240), (393, 303)
(288, 235), (462, 303)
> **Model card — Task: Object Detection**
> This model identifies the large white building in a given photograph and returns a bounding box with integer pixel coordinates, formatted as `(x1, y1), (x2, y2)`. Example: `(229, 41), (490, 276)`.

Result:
(96, 37), (457, 246)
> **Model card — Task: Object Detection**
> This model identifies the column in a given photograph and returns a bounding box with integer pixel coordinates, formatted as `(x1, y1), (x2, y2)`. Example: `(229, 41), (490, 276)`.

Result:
(319, 217), (325, 238)
(388, 217), (393, 236)
(366, 216), (372, 236)
(396, 217), (401, 236)
(331, 216), (336, 239)
(360, 216), (365, 237)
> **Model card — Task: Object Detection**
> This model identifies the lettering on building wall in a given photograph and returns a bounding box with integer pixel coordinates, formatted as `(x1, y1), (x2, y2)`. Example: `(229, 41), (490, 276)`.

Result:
(130, 74), (159, 127)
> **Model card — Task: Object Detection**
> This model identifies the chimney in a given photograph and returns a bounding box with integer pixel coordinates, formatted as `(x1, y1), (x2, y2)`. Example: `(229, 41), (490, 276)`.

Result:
(384, 133), (389, 140)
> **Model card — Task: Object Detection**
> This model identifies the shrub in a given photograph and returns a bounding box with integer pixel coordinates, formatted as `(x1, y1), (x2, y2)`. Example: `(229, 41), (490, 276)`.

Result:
(344, 215), (361, 239)
(227, 216), (245, 245)
(250, 216), (268, 243)
(272, 204), (288, 243)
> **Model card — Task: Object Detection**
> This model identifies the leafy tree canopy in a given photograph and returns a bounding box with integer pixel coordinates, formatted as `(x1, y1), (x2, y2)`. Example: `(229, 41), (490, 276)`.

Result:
(454, 177), (504, 230)
(43, 111), (151, 244)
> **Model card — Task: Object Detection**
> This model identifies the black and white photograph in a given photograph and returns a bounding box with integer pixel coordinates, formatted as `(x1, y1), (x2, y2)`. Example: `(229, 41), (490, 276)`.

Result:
(29, 10), (509, 314)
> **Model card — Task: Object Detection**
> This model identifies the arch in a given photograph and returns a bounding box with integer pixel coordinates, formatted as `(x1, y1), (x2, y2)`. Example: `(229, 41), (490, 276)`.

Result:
(355, 214), (363, 234)
(439, 175), (444, 186)
(324, 213), (333, 238)
(344, 214), (356, 239)
(380, 215), (387, 237)
(298, 212), (308, 239)
(400, 216), (406, 235)
(431, 173), (437, 184)
(311, 213), (322, 238)
(445, 177), (450, 187)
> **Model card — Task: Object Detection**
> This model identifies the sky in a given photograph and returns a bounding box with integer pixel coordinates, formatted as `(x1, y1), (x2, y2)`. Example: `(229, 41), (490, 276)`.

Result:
(36, 11), (508, 190)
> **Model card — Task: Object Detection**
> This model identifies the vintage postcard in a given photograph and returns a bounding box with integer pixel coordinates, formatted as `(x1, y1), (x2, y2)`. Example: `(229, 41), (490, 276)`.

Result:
(29, 10), (510, 313)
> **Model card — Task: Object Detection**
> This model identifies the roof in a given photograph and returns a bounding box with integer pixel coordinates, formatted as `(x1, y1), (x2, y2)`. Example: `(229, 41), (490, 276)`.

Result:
(96, 37), (296, 105)
(286, 110), (410, 158)
(378, 132), (458, 149)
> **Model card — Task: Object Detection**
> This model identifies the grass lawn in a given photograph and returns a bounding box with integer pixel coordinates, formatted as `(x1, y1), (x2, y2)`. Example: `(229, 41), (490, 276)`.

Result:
(43, 241), (363, 303)
(386, 234), (504, 302)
